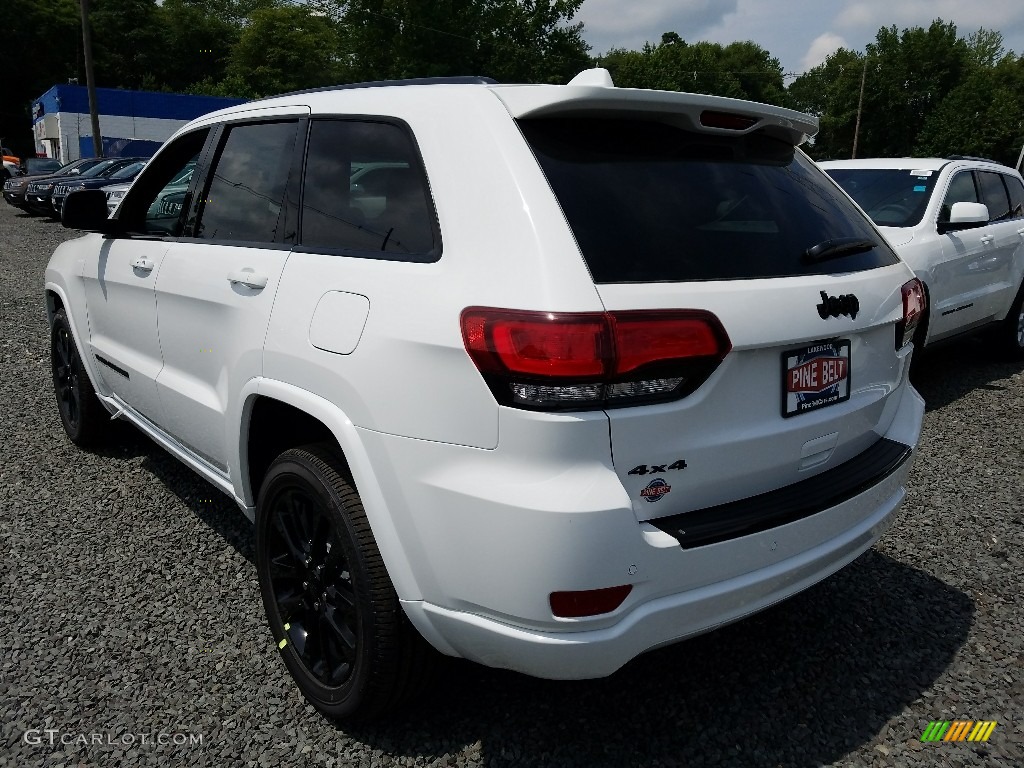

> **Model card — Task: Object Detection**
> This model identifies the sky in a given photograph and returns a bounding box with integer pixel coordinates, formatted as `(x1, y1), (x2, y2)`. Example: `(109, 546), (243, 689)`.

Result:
(575, 0), (1024, 79)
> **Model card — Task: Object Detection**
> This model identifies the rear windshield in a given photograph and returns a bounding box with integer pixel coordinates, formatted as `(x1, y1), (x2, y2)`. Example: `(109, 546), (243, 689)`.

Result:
(824, 168), (939, 228)
(518, 118), (899, 283)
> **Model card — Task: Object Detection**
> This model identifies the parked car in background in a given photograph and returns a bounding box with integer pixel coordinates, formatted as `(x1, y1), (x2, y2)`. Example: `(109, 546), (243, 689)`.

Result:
(24, 157), (145, 216)
(820, 157), (1024, 356)
(3, 157), (105, 209)
(48, 68), (925, 719)
(107, 159), (194, 219)
(22, 158), (64, 176)
(2, 146), (21, 181)
(53, 160), (146, 219)
(103, 182), (131, 217)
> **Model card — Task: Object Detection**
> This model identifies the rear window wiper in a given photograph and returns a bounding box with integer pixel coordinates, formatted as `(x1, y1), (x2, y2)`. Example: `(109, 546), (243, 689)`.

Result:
(803, 237), (877, 263)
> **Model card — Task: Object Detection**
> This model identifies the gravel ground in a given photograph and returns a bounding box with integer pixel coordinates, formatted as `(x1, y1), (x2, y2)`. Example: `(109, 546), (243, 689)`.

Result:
(1, 201), (1022, 768)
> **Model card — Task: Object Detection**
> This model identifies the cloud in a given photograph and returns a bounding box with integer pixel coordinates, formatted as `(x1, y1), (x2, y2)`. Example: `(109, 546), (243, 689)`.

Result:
(575, 0), (1024, 78)
(835, 0), (1024, 43)
(801, 33), (849, 71)
(577, 0), (739, 54)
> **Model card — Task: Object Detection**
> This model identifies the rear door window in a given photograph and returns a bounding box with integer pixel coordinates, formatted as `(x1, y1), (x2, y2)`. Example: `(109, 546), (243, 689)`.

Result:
(978, 171), (1011, 221)
(518, 118), (898, 283)
(299, 119), (438, 260)
(1006, 174), (1024, 218)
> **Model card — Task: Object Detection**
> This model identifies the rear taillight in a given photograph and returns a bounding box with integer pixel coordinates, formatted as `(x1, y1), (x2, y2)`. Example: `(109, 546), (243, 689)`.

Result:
(896, 278), (926, 349)
(461, 308), (731, 411)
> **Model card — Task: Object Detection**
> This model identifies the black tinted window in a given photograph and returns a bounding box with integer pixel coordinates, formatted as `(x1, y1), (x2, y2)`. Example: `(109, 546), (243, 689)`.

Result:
(196, 121), (299, 243)
(300, 120), (437, 258)
(519, 119), (898, 283)
(825, 168), (938, 227)
(978, 171), (1011, 221)
(1006, 175), (1024, 218)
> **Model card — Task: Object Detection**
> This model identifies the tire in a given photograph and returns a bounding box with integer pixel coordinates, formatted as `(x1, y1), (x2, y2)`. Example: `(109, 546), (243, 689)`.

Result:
(255, 445), (434, 720)
(51, 308), (107, 447)
(997, 282), (1024, 360)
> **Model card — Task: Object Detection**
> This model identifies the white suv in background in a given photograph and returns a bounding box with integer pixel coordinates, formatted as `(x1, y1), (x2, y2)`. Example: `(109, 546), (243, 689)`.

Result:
(47, 69), (925, 719)
(820, 157), (1024, 355)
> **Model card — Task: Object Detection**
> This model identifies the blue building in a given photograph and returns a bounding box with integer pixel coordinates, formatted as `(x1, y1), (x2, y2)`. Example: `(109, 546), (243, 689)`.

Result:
(32, 85), (245, 162)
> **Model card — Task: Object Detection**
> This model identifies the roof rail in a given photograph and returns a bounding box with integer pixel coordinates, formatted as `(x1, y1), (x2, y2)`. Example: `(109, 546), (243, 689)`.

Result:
(262, 76), (499, 100)
(946, 154), (1005, 166)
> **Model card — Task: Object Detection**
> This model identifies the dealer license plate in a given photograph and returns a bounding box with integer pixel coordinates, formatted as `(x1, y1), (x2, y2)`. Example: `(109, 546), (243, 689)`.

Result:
(781, 339), (851, 418)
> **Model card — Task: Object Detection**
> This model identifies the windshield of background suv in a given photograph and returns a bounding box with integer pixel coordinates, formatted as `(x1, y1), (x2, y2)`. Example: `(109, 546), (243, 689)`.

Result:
(519, 118), (899, 283)
(25, 159), (62, 174)
(110, 161), (145, 179)
(79, 159), (122, 178)
(825, 168), (939, 228)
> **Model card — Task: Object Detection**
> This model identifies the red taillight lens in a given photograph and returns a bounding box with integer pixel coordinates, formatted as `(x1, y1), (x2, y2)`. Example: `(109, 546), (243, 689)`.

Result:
(462, 310), (610, 378)
(461, 308), (731, 410)
(550, 585), (632, 618)
(612, 313), (726, 375)
(897, 278), (926, 349)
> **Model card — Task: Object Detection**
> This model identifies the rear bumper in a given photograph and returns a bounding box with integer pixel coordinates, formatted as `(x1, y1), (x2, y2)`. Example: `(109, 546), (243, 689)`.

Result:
(404, 464), (907, 678)
(374, 382), (925, 679)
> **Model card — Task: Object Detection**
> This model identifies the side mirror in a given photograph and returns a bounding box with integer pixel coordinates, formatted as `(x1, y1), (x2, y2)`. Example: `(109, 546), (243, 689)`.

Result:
(62, 189), (117, 233)
(938, 201), (990, 233)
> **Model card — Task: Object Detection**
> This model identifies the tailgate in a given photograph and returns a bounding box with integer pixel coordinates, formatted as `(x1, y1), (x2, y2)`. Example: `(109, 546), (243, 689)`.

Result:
(597, 267), (911, 521)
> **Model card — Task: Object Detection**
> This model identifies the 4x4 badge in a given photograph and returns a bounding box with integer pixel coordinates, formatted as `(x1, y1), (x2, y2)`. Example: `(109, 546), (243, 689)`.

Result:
(817, 291), (859, 320)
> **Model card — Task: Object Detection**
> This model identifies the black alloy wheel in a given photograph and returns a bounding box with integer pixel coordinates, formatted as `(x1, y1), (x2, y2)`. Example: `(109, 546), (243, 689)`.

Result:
(255, 445), (434, 719)
(50, 308), (105, 446)
(265, 483), (358, 688)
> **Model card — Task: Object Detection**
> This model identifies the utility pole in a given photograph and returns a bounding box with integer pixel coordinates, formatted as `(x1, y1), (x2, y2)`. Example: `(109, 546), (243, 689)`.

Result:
(851, 58), (867, 159)
(79, 0), (103, 158)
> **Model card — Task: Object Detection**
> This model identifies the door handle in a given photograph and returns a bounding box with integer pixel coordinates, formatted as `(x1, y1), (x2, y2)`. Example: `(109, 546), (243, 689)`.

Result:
(980, 235), (994, 245)
(1017, 228), (1024, 236)
(132, 257), (155, 271)
(227, 270), (269, 289)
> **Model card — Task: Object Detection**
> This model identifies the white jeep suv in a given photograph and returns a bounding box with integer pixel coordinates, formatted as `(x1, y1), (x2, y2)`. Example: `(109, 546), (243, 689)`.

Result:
(47, 69), (926, 719)
(820, 157), (1024, 355)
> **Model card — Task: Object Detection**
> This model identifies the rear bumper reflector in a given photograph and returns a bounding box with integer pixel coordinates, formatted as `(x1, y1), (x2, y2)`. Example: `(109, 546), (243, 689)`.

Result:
(650, 438), (912, 549)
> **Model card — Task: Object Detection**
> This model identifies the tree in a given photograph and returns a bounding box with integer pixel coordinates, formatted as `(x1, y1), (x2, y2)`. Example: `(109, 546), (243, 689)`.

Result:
(719, 40), (786, 105)
(89, 0), (167, 89)
(0, 0), (80, 157)
(602, 34), (784, 104)
(787, 19), (978, 160)
(156, 0), (241, 92)
(219, 5), (350, 97)
(966, 27), (1005, 69)
(916, 53), (1024, 166)
(857, 19), (970, 157)
(334, 0), (590, 84)
(786, 48), (864, 160)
